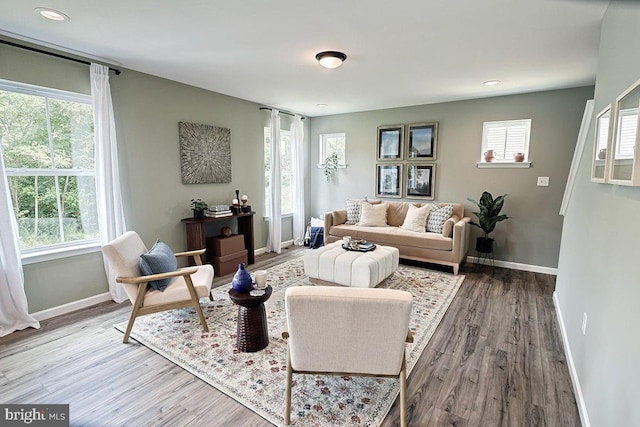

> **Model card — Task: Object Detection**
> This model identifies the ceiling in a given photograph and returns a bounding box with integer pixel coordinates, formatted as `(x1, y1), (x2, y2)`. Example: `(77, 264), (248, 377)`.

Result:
(0, 0), (609, 117)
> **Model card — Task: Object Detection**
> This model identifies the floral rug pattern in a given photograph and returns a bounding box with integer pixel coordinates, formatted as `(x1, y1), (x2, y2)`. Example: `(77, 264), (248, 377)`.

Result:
(114, 257), (464, 426)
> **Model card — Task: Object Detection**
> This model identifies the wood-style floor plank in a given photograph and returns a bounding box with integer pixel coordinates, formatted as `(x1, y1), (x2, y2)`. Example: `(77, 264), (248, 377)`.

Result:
(0, 250), (580, 426)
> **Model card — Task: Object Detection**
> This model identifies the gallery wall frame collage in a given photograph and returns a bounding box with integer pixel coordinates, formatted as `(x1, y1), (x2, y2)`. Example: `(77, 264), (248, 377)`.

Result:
(376, 122), (438, 200)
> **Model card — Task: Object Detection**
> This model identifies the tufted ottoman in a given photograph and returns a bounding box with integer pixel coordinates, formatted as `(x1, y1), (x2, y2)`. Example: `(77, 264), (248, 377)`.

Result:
(303, 241), (399, 288)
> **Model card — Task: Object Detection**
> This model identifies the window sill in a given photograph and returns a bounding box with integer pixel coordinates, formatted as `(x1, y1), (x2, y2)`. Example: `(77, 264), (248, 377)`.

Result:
(477, 162), (532, 169)
(21, 241), (102, 265)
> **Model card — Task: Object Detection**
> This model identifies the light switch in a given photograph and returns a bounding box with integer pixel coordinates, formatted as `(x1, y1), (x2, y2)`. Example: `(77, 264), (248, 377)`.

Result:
(537, 176), (549, 186)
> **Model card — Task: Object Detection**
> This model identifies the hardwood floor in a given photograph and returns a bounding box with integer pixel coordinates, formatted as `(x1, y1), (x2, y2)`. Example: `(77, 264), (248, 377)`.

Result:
(0, 247), (580, 426)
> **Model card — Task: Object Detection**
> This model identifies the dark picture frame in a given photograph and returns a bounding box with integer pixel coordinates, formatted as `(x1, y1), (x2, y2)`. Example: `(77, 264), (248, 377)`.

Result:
(405, 164), (435, 200)
(406, 122), (438, 161)
(377, 125), (403, 161)
(376, 164), (402, 198)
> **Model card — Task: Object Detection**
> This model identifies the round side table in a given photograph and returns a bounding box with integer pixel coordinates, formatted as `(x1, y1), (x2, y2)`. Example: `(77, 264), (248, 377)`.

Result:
(228, 285), (272, 352)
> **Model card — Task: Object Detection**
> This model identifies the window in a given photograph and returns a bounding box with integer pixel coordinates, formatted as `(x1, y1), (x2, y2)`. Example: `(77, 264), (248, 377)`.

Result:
(264, 127), (293, 215)
(615, 108), (638, 159)
(481, 119), (531, 165)
(0, 81), (99, 255)
(319, 132), (346, 167)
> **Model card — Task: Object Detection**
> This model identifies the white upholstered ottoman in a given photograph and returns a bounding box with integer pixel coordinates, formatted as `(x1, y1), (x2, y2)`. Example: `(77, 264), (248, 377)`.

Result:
(304, 241), (399, 288)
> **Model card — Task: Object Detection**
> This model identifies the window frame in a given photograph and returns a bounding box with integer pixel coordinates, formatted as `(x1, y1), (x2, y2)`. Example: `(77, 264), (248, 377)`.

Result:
(318, 132), (346, 168)
(264, 127), (294, 218)
(478, 119), (532, 169)
(0, 80), (101, 263)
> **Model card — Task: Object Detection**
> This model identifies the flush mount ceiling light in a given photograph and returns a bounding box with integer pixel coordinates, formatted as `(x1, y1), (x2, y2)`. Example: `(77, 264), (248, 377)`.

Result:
(35, 7), (69, 21)
(316, 103), (328, 108)
(315, 51), (347, 69)
(483, 79), (501, 86)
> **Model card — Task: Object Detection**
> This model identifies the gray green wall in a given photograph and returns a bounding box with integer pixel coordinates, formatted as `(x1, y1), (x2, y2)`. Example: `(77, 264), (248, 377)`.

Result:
(310, 86), (594, 268)
(555, 1), (640, 426)
(0, 42), (309, 312)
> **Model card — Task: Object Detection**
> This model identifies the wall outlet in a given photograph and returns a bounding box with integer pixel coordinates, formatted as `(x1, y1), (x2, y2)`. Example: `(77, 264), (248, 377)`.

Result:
(582, 312), (588, 335)
(537, 176), (549, 186)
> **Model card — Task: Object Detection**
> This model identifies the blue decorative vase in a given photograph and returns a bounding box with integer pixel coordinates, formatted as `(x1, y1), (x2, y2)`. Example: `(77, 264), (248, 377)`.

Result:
(232, 263), (252, 293)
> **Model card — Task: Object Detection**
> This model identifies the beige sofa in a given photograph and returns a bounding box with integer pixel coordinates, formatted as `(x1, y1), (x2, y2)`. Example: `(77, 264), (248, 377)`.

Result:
(324, 201), (470, 275)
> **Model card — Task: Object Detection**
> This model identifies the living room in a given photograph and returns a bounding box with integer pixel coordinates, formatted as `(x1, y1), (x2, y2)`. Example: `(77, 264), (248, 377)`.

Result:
(1, 1), (638, 426)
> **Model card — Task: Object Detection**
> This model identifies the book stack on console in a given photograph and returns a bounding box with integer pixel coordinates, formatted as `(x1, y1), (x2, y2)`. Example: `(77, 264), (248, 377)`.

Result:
(205, 205), (232, 218)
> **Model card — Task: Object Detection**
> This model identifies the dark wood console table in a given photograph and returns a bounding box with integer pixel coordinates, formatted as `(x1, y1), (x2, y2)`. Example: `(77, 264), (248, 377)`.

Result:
(181, 212), (255, 265)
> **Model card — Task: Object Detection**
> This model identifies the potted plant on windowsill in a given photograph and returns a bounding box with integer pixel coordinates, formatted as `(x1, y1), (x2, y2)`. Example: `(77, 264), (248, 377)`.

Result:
(467, 191), (509, 253)
(322, 152), (339, 183)
(190, 198), (208, 219)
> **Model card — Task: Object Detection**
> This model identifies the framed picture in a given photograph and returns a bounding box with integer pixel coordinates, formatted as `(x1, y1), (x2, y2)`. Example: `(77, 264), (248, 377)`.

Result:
(376, 164), (402, 198)
(405, 164), (435, 200)
(377, 125), (403, 161)
(406, 122), (438, 160)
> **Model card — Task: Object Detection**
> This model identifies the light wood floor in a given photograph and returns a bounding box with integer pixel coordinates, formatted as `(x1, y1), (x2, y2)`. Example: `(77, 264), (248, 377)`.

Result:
(0, 247), (580, 426)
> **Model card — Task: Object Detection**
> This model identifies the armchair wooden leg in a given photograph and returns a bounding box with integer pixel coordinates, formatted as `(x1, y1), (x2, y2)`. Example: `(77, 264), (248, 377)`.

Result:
(185, 276), (209, 333)
(123, 283), (147, 343)
(285, 347), (293, 425)
(399, 355), (408, 427)
(209, 292), (214, 301)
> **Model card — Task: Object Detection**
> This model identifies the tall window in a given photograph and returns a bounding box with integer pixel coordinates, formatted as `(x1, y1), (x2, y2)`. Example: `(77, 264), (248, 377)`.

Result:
(615, 108), (638, 159)
(0, 81), (98, 252)
(481, 119), (531, 162)
(264, 127), (292, 215)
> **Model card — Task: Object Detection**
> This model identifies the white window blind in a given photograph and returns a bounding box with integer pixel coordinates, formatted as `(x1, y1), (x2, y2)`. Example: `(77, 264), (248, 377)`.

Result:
(481, 119), (531, 162)
(616, 109), (638, 159)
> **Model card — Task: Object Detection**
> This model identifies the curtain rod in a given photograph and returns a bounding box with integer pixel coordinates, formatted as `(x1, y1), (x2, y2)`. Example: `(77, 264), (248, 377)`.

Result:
(0, 39), (121, 75)
(259, 107), (304, 119)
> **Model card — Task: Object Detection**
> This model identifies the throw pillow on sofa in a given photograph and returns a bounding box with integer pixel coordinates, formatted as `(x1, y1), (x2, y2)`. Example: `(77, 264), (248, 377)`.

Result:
(426, 203), (453, 233)
(345, 199), (362, 225)
(358, 202), (388, 226)
(400, 204), (431, 233)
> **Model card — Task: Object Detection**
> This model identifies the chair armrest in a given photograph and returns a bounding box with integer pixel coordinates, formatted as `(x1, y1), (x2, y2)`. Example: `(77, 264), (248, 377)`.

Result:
(116, 266), (199, 284)
(174, 249), (206, 265)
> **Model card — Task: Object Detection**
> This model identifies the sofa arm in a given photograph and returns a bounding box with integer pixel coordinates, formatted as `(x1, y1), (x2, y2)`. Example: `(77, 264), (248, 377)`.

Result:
(451, 217), (471, 263)
(324, 209), (347, 244)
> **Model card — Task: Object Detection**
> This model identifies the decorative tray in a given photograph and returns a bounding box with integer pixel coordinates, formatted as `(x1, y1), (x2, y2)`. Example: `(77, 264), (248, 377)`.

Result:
(342, 240), (376, 252)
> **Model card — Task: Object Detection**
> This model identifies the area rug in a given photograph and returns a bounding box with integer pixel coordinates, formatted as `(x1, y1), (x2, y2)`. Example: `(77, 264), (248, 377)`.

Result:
(114, 257), (464, 426)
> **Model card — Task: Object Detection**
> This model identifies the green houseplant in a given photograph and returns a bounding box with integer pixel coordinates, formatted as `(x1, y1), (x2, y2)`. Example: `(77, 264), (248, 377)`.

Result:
(190, 198), (208, 219)
(322, 152), (339, 183)
(467, 191), (509, 253)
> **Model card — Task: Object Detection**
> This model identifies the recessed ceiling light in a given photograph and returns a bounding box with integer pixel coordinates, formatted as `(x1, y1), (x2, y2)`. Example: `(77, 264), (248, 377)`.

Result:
(315, 51), (347, 69)
(483, 80), (501, 86)
(35, 7), (69, 21)
(316, 104), (328, 108)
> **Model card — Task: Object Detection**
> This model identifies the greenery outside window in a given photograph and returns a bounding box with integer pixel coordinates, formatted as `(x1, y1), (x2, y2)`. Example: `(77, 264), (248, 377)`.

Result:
(0, 81), (99, 259)
(264, 127), (293, 216)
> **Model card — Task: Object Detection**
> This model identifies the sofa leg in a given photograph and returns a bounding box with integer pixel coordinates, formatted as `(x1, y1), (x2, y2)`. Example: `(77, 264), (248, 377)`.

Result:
(453, 264), (459, 275)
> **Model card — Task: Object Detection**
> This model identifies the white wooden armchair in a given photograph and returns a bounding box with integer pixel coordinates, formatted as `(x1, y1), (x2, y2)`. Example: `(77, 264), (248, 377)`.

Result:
(283, 286), (414, 426)
(102, 231), (214, 343)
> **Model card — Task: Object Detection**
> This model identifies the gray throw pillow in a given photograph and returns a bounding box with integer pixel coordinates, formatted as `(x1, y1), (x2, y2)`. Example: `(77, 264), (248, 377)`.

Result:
(139, 240), (177, 292)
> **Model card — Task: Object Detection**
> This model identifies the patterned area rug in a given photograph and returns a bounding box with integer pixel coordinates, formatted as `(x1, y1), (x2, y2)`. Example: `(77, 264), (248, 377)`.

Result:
(114, 257), (464, 426)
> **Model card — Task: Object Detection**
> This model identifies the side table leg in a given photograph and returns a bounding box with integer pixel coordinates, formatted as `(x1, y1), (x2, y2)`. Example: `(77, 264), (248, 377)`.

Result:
(236, 304), (269, 352)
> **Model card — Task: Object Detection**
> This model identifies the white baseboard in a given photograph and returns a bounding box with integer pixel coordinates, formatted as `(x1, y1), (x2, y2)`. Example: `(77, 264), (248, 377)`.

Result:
(255, 240), (294, 256)
(553, 292), (591, 427)
(466, 255), (558, 275)
(31, 292), (113, 321)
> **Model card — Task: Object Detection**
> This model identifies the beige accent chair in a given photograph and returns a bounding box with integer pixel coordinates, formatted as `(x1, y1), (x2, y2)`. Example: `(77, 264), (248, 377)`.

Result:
(282, 286), (414, 426)
(102, 231), (214, 343)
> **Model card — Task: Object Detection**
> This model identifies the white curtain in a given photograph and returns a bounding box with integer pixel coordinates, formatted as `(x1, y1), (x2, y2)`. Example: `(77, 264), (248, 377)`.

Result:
(0, 144), (40, 336)
(91, 63), (128, 303)
(291, 114), (305, 245)
(267, 109), (282, 253)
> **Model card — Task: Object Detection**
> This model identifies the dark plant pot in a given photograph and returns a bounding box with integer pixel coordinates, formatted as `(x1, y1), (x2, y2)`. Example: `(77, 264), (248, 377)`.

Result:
(193, 209), (205, 219)
(476, 237), (494, 253)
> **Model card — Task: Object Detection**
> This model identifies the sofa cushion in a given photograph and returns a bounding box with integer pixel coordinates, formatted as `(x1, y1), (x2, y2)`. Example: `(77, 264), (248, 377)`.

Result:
(345, 199), (362, 225)
(442, 215), (460, 238)
(400, 204), (431, 233)
(332, 210), (347, 225)
(329, 225), (453, 251)
(427, 204), (453, 233)
(358, 202), (388, 227)
(139, 240), (177, 292)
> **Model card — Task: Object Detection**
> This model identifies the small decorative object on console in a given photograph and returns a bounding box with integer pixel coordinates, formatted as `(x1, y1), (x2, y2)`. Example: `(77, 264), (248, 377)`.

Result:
(190, 198), (208, 219)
